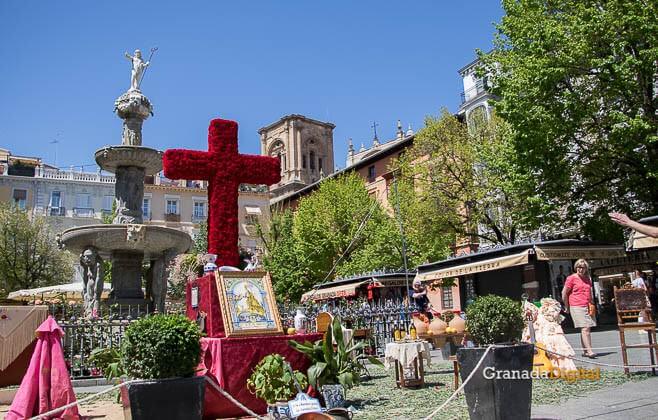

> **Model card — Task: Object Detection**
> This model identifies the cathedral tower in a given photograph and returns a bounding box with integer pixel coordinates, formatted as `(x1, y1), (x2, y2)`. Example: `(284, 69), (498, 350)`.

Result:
(259, 114), (335, 198)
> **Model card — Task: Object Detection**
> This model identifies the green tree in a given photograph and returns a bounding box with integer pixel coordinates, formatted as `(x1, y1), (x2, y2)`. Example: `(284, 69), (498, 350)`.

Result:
(397, 109), (537, 245)
(481, 0), (658, 238)
(262, 173), (404, 302)
(0, 204), (74, 297)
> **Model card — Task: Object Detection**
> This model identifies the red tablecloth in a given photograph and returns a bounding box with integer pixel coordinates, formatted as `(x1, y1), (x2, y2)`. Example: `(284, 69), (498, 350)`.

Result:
(198, 333), (322, 419)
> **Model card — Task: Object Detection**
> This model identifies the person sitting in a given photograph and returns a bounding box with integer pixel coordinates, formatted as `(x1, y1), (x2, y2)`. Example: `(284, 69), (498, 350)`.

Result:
(409, 279), (433, 319)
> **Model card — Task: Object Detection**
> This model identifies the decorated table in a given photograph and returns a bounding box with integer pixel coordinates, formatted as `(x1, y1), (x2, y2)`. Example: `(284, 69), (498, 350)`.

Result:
(197, 333), (322, 419)
(384, 340), (432, 388)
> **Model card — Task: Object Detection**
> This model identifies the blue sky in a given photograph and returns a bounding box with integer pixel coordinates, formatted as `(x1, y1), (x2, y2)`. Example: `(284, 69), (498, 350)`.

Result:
(0, 1), (503, 172)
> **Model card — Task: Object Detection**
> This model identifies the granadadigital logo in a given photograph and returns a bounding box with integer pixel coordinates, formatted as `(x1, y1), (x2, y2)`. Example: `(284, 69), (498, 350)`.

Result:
(483, 367), (601, 382)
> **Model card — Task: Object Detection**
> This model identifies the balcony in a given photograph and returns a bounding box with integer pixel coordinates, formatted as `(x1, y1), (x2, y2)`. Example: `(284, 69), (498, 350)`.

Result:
(49, 207), (66, 216)
(73, 207), (96, 218)
(192, 214), (207, 223)
(165, 213), (180, 222)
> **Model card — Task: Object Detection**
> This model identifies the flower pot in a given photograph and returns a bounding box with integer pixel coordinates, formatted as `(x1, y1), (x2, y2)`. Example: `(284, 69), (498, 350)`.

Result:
(122, 376), (206, 420)
(320, 384), (345, 409)
(429, 317), (447, 335)
(457, 343), (534, 420)
(412, 314), (429, 335)
(448, 312), (466, 333)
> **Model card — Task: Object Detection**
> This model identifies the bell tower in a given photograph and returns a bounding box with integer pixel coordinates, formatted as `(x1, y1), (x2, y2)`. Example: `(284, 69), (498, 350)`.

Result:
(259, 114), (335, 197)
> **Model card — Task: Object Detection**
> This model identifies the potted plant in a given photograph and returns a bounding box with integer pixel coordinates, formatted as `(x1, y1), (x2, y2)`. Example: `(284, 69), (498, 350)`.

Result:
(457, 295), (532, 420)
(119, 314), (205, 420)
(288, 316), (383, 409)
(247, 354), (308, 419)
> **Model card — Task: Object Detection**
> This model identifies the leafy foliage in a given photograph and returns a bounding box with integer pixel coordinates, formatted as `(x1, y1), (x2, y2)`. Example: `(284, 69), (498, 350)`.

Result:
(121, 314), (201, 379)
(465, 295), (525, 345)
(89, 347), (123, 380)
(263, 173), (404, 302)
(0, 203), (74, 297)
(397, 110), (537, 246)
(288, 316), (383, 390)
(246, 354), (308, 404)
(480, 0), (658, 238)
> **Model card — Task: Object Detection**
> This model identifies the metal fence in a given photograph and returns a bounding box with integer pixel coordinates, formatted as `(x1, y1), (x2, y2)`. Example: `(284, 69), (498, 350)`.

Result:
(50, 299), (421, 378)
(279, 298), (420, 356)
(49, 301), (185, 379)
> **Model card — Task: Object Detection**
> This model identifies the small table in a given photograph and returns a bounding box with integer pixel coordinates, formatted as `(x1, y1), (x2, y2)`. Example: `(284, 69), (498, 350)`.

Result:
(384, 340), (432, 388)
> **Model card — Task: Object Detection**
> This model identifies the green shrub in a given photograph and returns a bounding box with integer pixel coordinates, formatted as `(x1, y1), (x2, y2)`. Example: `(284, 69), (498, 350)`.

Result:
(246, 354), (308, 404)
(465, 295), (524, 345)
(121, 314), (201, 379)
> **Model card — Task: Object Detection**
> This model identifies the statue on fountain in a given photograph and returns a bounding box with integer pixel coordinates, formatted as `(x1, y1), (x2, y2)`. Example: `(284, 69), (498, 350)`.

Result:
(80, 247), (104, 317)
(125, 49), (149, 92)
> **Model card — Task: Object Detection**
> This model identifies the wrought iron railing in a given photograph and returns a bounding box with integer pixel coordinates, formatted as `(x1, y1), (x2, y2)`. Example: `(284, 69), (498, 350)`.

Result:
(50, 298), (419, 378)
(48, 301), (185, 379)
(279, 299), (419, 356)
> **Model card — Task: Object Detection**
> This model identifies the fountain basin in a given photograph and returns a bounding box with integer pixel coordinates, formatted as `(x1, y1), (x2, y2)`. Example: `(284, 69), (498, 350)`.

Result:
(59, 224), (191, 258)
(95, 146), (163, 175)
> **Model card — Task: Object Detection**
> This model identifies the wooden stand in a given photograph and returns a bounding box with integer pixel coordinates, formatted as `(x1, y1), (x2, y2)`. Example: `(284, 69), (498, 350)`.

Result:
(394, 357), (425, 388)
(614, 286), (658, 375)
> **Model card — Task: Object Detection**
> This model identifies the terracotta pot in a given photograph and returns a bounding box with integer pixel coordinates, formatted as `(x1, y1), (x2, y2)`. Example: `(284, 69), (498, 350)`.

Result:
(429, 317), (447, 335)
(449, 312), (466, 333)
(412, 315), (429, 335)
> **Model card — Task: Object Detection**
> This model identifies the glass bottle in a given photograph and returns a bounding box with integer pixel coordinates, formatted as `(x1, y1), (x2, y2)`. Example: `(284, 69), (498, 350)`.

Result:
(393, 321), (401, 342)
(409, 322), (417, 340)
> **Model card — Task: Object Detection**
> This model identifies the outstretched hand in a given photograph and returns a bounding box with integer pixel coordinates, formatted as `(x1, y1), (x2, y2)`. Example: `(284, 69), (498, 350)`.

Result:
(609, 212), (631, 227)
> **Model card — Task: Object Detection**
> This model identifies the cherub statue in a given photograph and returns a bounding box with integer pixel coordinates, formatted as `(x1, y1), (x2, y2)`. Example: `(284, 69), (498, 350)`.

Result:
(80, 247), (104, 317)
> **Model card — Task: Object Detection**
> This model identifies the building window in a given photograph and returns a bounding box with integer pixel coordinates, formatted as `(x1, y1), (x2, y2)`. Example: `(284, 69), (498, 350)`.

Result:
(318, 157), (323, 172)
(302, 155), (307, 169)
(245, 206), (262, 226)
(166, 199), (179, 215)
(442, 287), (454, 309)
(367, 165), (376, 182)
(142, 198), (151, 218)
(76, 193), (91, 208)
(193, 201), (206, 219)
(12, 189), (27, 210)
(310, 151), (316, 171)
(102, 195), (114, 211)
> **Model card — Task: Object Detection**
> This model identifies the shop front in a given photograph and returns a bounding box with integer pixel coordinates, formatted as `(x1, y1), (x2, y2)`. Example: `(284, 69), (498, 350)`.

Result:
(415, 240), (626, 314)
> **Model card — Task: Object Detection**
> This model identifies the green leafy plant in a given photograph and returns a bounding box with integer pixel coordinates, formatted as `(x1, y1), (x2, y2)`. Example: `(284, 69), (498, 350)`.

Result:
(121, 314), (202, 379)
(288, 316), (383, 390)
(465, 295), (524, 345)
(246, 354), (308, 405)
(89, 347), (124, 380)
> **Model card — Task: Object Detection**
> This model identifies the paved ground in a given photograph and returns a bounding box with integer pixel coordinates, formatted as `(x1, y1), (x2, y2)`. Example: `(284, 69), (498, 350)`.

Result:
(560, 326), (657, 373)
(531, 326), (658, 420)
(532, 375), (658, 419)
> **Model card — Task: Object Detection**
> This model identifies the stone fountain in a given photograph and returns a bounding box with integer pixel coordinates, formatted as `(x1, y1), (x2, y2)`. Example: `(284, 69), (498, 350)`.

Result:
(59, 49), (191, 315)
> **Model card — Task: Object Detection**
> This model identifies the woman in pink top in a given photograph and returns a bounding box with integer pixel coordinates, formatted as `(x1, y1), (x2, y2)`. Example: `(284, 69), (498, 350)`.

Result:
(562, 258), (597, 358)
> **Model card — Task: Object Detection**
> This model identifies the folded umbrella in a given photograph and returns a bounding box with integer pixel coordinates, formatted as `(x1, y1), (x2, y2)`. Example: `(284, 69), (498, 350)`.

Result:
(6, 316), (80, 419)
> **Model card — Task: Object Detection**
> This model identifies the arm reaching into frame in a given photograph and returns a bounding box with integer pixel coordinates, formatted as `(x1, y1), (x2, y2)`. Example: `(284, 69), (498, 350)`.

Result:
(609, 212), (658, 238)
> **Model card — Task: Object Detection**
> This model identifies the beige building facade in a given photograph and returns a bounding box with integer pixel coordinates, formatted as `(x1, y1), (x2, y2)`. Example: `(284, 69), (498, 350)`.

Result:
(0, 148), (271, 257)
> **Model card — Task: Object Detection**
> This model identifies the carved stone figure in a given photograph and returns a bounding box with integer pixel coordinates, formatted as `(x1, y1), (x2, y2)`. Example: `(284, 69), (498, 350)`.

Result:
(125, 49), (149, 91)
(80, 247), (104, 317)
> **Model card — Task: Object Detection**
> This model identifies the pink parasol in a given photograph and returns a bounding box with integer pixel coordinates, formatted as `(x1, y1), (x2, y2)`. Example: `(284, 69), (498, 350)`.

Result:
(6, 316), (80, 420)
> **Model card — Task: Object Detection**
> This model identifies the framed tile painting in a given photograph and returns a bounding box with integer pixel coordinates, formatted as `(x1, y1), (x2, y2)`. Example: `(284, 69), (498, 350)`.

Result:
(215, 271), (283, 337)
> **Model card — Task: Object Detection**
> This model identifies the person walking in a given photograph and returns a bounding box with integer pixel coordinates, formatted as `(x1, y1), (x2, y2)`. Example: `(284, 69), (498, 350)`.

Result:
(562, 259), (597, 358)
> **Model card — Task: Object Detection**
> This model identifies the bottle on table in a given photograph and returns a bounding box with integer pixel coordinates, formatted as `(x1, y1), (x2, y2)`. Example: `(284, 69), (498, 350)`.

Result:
(393, 321), (402, 342)
(409, 322), (417, 340)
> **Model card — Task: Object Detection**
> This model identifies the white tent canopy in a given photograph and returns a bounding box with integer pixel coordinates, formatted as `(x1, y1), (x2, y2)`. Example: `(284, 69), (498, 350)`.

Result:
(8, 282), (112, 302)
